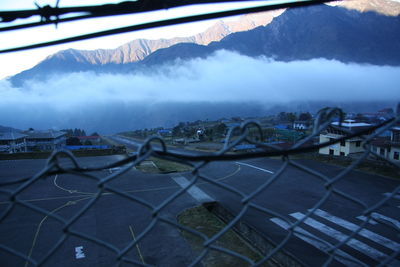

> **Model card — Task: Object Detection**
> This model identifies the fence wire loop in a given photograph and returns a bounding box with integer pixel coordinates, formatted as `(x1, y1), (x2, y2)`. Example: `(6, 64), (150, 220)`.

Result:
(0, 105), (399, 266)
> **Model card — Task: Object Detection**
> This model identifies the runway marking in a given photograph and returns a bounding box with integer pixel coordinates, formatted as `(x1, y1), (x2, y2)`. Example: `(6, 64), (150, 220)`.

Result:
(0, 163), (240, 205)
(75, 246), (85, 259)
(290, 212), (398, 264)
(214, 164), (241, 182)
(172, 176), (214, 203)
(0, 194), (96, 205)
(25, 197), (92, 267)
(369, 213), (400, 229)
(356, 216), (378, 225)
(270, 217), (363, 267)
(53, 175), (95, 195)
(235, 162), (274, 174)
(108, 167), (122, 174)
(129, 225), (145, 264)
(312, 209), (400, 251)
(383, 192), (400, 200)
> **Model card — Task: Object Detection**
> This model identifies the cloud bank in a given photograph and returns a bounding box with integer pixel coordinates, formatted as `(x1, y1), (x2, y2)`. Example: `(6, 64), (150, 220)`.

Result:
(1, 50), (399, 133)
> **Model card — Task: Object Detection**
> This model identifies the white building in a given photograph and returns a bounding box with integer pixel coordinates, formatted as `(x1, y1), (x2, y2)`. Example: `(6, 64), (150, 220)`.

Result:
(293, 120), (311, 130)
(371, 127), (400, 163)
(0, 132), (28, 153)
(319, 120), (373, 156)
(24, 130), (66, 152)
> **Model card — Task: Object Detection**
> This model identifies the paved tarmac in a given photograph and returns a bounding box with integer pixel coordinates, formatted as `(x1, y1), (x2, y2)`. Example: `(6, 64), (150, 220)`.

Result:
(110, 135), (400, 266)
(185, 158), (400, 266)
(1, 138), (399, 266)
(0, 155), (199, 267)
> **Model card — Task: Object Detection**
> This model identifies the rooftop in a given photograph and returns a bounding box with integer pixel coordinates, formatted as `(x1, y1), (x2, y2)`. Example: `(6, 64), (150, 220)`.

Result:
(331, 120), (371, 128)
(24, 130), (66, 139)
(0, 132), (27, 140)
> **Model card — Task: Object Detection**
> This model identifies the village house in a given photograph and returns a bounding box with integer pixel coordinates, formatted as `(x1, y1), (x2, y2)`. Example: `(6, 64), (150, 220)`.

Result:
(319, 120), (374, 157)
(0, 132), (28, 153)
(293, 120), (311, 130)
(371, 127), (400, 163)
(24, 130), (67, 152)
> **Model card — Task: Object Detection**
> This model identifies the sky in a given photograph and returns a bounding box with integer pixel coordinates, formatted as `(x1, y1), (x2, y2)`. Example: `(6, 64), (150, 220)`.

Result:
(0, 0), (274, 79)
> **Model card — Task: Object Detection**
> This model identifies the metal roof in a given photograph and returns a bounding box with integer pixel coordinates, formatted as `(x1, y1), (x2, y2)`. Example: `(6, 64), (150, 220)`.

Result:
(331, 121), (371, 128)
(24, 130), (66, 139)
(0, 132), (27, 140)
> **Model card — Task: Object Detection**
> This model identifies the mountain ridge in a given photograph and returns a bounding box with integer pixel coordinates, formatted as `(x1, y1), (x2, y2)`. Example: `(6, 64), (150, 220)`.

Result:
(8, 1), (400, 87)
(138, 5), (400, 67)
(45, 9), (284, 65)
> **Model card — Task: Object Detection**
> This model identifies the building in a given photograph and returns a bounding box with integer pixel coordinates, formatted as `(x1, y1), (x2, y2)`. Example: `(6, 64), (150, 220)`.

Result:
(319, 120), (373, 156)
(24, 130), (66, 152)
(293, 120), (311, 130)
(371, 127), (400, 163)
(0, 132), (28, 153)
(157, 129), (172, 137)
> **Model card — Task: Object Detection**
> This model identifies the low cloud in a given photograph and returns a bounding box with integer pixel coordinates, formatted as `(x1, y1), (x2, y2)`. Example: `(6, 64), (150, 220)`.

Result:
(0, 50), (399, 133)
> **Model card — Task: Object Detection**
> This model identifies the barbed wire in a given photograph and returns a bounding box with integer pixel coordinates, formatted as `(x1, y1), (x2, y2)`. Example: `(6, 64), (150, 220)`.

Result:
(0, 0), (335, 53)
(0, 105), (399, 266)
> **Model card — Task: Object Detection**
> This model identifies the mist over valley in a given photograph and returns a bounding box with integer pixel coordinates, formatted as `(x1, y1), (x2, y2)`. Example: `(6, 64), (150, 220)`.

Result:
(1, 3), (400, 134)
(1, 51), (399, 133)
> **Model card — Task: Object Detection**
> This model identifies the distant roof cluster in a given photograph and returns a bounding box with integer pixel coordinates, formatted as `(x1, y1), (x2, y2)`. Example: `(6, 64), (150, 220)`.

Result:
(23, 130), (66, 139)
(0, 129), (66, 140)
(0, 132), (27, 140)
(331, 120), (371, 128)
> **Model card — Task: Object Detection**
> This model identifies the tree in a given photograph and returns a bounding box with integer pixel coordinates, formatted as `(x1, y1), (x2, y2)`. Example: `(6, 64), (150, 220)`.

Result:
(278, 112), (288, 122)
(214, 123), (227, 136)
(172, 125), (182, 137)
(287, 112), (297, 123)
(66, 137), (81, 145)
(298, 112), (312, 121)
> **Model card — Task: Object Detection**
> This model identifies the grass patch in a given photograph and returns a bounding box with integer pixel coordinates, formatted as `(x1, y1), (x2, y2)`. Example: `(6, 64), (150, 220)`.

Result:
(134, 160), (160, 173)
(178, 206), (270, 267)
(292, 153), (400, 179)
(133, 157), (192, 173)
(151, 157), (193, 173)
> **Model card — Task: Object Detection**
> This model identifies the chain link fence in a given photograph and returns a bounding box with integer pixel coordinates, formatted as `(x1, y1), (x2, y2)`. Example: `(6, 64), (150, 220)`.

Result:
(0, 106), (399, 266)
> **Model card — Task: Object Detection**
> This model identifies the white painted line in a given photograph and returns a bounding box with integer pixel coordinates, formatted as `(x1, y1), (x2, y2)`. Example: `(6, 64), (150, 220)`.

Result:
(172, 176), (214, 203)
(235, 162), (274, 174)
(270, 218), (364, 267)
(383, 193), (400, 200)
(108, 167), (121, 174)
(75, 246), (85, 259)
(312, 209), (400, 251)
(371, 213), (400, 230)
(290, 212), (399, 264)
(357, 216), (378, 225)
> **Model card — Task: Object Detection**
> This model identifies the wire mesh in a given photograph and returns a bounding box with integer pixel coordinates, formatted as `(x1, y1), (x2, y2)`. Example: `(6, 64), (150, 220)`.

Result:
(0, 1), (399, 266)
(0, 106), (399, 266)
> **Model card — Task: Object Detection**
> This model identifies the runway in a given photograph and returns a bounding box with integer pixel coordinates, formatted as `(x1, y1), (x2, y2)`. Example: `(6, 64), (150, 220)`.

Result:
(0, 155), (200, 266)
(0, 145), (399, 266)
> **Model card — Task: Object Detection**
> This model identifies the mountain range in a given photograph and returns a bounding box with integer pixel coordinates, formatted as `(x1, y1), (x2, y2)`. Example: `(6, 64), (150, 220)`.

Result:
(8, 0), (400, 87)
